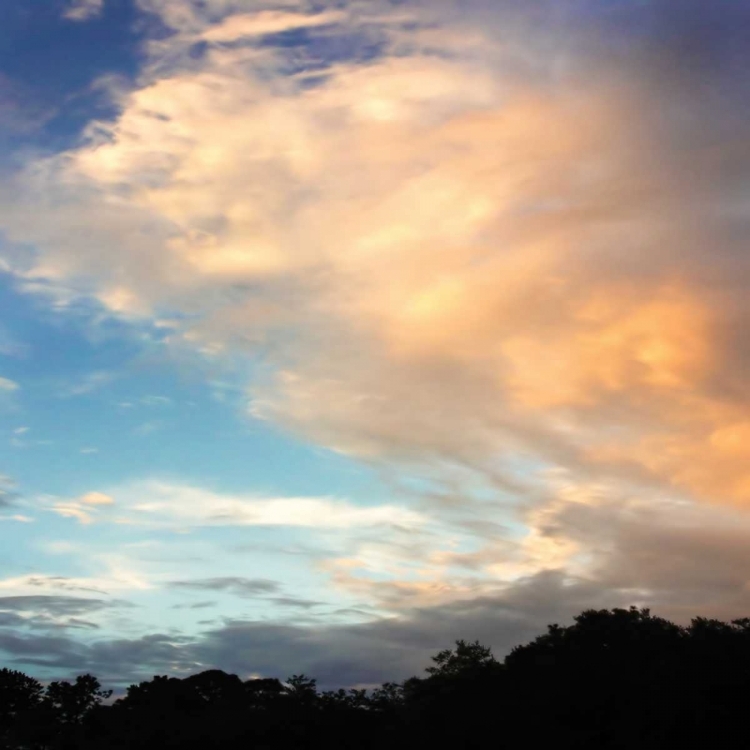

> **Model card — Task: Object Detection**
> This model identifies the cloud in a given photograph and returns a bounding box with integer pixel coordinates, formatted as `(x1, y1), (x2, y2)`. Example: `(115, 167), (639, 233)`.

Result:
(51, 491), (115, 524)
(0, 573), (641, 687)
(199, 10), (347, 42)
(3, 0), (748, 517)
(0, 593), (133, 639)
(23, 576), (108, 594)
(96, 480), (426, 530)
(2, 0), (750, 684)
(172, 600), (217, 610)
(62, 0), (104, 22)
(140, 395), (172, 407)
(169, 577), (281, 597)
(0, 326), (29, 358)
(6, 480), (750, 688)
(168, 578), (323, 609)
(61, 371), (116, 397)
(80, 492), (115, 507)
(0, 572), (145, 597)
(52, 504), (96, 525)
(164, 498), (750, 682)
(0, 596), (122, 618)
(0, 75), (53, 143)
(0, 377), (19, 392)
(133, 421), (163, 436)
(270, 596), (323, 610)
(0, 474), (17, 508)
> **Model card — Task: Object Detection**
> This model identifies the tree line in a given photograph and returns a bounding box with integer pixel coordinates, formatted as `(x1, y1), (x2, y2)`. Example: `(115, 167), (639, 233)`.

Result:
(3, 607), (750, 748)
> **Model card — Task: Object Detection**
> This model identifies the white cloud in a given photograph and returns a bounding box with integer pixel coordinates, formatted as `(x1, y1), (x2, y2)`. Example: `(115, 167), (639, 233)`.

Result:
(13, 426), (29, 434)
(81, 492), (115, 506)
(0, 377), (19, 391)
(52, 503), (96, 525)
(51, 491), (115, 524)
(199, 9), (347, 42)
(0, 568), (150, 596)
(62, 370), (116, 397)
(109, 480), (425, 530)
(63, 0), (104, 22)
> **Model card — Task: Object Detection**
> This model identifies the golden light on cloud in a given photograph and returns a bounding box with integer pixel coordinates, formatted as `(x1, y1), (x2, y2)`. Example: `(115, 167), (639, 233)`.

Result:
(502, 283), (714, 409)
(80, 492), (115, 506)
(2, 0), (749, 527)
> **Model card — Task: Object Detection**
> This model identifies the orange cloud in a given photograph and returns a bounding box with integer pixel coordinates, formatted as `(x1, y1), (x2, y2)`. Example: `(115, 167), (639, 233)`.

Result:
(2, 2), (749, 523)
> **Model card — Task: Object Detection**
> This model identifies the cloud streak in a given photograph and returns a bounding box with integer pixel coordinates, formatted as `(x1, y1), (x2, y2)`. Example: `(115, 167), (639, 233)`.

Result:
(61, 480), (427, 530)
(63, 0), (104, 22)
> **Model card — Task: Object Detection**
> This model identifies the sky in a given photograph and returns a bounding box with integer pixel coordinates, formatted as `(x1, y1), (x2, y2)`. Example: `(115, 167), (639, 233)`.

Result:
(1, 0), (750, 690)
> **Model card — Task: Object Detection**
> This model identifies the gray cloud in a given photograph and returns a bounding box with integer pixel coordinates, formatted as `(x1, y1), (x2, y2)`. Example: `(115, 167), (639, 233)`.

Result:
(0, 630), (196, 688)
(25, 576), (109, 594)
(269, 597), (324, 610)
(0, 596), (131, 617)
(0, 612), (31, 628)
(0, 475), (18, 508)
(175, 573), (627, 688)
(172, 600), (218, 610)
(168, 578), (281, 597)
(6, 506), (750, 690)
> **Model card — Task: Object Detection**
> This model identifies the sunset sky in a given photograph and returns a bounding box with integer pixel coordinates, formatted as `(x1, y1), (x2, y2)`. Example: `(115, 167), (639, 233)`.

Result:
(1, 0), (750, 689)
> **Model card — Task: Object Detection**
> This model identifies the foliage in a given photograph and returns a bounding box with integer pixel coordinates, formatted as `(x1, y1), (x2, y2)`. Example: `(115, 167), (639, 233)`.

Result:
(425, 638), (498, 676)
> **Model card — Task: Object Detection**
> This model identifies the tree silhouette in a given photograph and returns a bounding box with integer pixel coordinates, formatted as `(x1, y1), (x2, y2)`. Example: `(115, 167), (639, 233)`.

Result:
(45, 674), (112, 724)
(0, 668), (43, 720)
(425, 638), (498, 676)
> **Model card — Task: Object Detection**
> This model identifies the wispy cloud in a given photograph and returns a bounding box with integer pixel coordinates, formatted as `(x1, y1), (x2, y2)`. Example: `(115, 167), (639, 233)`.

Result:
(169, 577), (280, 597)
(62, 0), (104, 22)
(51, 491), (115, 525)
(140, 395), (172, 407)
(0, 475), (18, 509)
(61, 370), (116, 397)
(81, 492), (114, 506)
(132, 420), (163, 436)
(0, 326), (29, 358)
(199, 9), (347, 43)
(0, 377), (19, 392)
(81, 480), (426, 530)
